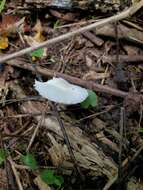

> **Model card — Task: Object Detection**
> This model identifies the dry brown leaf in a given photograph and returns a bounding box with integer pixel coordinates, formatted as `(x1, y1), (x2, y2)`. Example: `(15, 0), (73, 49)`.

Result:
(34, 31), (45, 42)
(0, 15), (25, 49)
(33, 19), (43, 33)
(0, 35), (8, 49)
(49, 9), (77, 21)
(0, 15), (18, 34)
(34, 176), (51, 190)
(0, 15), (25, 35)
(33, 19), (45, 42)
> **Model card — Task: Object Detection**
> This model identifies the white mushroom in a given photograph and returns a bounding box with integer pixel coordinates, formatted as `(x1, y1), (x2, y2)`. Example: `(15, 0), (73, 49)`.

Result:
(34, 77), (88, 105)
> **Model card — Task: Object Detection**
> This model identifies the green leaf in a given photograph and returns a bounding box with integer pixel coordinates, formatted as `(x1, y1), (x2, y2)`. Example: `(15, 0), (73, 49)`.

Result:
(0, 149), (7, 165)
(54, 175), (64, 188)
(31, 48), (44, 58)
(53, 20), (60, 29)
(40, 169), (55, 185)
(0, 0), (6, 13)
(40, 169), (64, 187)
(80, 90), (97, 109)
(21, 153), (38, 170)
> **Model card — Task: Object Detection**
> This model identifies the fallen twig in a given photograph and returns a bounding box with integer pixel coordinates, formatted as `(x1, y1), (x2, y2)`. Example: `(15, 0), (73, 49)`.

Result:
(51, 103), (85, 182)
(26, 111), (45, 152)
(8, 157), (24, 190)
(82, 31), (104, 46)
(7, 59), (128, 98)
(0, 1), (143, 63)
(102, 55), (143, 64)
(117, 107), (125, 189)
(0, 96), (45, 106)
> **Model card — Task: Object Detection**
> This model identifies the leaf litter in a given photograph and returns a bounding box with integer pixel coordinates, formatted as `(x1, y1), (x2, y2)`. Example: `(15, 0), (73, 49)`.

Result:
(0, 1), (143, 190)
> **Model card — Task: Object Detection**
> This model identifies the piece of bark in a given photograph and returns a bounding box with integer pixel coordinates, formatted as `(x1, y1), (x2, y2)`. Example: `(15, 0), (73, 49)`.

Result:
(10, 0), (131, 12)
(94, 23), (143, 46)
(83, 71), (110, 80)
(88, 50), (143, 63)
(82, 31), (104, 46)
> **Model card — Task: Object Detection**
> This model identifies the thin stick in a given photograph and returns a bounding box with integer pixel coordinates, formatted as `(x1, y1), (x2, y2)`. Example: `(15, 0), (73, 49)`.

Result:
(102, 55), (143, 63)
(5, 159), (16, 190)
(26, 111), (45, 152)
(0, 96), (45, 106)
(51, 103), (84, 182)
(0, 112), (51, 119)
(7, 59), (128, 98)
(0, 1), (143, 63)
(138, 104), (143, 128)
(77, 105), (115, 122)
(117, 107), (125, 189)
(8, 157), (24, 190)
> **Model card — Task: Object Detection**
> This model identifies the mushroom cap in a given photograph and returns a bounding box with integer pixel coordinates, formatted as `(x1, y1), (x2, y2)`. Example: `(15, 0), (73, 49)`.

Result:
(34, 78), (88, 105)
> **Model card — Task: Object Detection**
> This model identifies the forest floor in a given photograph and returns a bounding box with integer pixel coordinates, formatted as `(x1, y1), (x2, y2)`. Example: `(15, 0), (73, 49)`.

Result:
(0, 1), (143, 190)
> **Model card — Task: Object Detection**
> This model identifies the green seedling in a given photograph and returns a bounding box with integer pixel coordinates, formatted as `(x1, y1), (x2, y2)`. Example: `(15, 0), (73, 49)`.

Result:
(0, 148), (8, 165)
(31, 48), (44, 58)
(0, 0), (6, 13)
(40, 169), (64, 188)
(21, 153), (64, 188)
(81, 90), (97, 109)
(53, 20), (60, 29)
(21, 153), (38, 170)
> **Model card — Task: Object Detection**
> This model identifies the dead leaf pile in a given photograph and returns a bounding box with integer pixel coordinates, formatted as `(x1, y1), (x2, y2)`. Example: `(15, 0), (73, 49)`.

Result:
(0, 15), (25, 49)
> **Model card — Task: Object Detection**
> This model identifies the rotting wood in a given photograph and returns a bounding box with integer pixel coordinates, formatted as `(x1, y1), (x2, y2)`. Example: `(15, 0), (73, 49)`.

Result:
(82, 31), (104, 47)
(11, 0), (131, 12)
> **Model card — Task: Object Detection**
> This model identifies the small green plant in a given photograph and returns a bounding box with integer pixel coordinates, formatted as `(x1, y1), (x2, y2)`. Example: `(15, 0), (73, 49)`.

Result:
(21, 153), (64, 188)
(80, 90), (97, 109)
(53, 20), (60, 29)
(21, 153), (38, 170)
(0, 0), (6, 13)
(31, 48), (44, 58)
(0, 148), (8, 165)
(40, 169), (64, 188)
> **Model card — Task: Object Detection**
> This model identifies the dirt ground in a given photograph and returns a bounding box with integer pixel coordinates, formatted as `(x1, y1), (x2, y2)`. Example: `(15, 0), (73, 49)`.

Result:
(0, 1), (143, 190)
